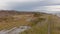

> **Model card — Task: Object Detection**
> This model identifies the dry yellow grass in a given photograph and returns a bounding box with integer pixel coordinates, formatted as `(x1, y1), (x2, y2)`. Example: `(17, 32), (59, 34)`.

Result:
(20, 14), (60, 34)
(0, 12), (60, 34)
(0, 14), (33, 30)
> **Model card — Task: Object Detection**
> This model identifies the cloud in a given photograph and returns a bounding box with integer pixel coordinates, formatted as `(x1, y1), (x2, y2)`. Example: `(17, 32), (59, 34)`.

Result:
(0, 0), (60, 11)
(46, 0), (60, 4)
(0, 0), (43, 10)
(0, 0), (8, 10)
(6, 0), (43, 10)
(34, 5), (60, 13)
(44, 5), (60, 11)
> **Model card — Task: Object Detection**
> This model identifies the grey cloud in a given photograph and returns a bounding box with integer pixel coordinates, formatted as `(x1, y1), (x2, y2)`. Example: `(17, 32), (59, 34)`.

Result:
(6, 0), (60, 11)
(6, 1), (41, 10)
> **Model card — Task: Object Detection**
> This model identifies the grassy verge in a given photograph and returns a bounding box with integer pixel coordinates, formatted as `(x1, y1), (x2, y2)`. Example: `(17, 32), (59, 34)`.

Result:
(20, 22), (48, 34)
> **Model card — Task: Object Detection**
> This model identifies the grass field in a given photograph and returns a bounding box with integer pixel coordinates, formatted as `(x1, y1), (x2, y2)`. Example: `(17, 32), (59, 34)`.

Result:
(0, 12), (60, 34)
(20, 14), (60, 34)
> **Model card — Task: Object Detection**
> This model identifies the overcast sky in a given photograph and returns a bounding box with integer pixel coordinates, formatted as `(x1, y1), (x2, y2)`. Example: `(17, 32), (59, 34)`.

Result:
(0, 0), (60, 13)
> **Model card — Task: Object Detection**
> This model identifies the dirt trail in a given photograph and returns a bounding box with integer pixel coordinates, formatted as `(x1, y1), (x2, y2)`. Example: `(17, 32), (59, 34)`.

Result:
(0, 26), (31, 34)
